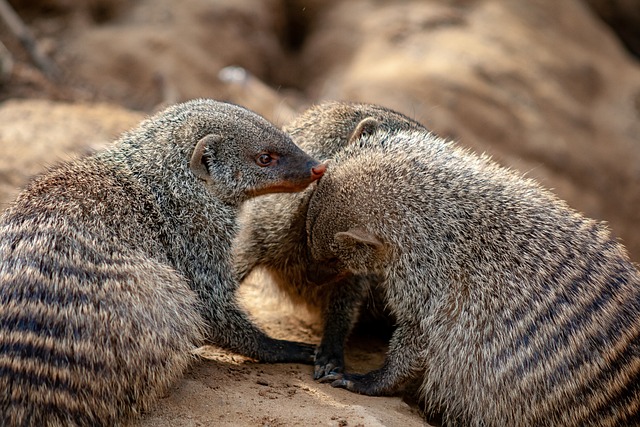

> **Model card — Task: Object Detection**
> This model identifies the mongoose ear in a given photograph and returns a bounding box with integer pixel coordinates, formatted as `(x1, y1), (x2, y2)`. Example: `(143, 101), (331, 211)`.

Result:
(190, 134), (222, 181)
(334, 228), (388, 271)
(348, 117), (380, 144)
(335, 228), (384, 250)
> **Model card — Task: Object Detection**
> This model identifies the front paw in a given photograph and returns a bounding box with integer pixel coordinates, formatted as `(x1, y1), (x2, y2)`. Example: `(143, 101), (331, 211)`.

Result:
(267, 340), (316, 364)
(313, 348), (344, 380)
(287, 341), (317, 364)
(326, 372), (384, 396)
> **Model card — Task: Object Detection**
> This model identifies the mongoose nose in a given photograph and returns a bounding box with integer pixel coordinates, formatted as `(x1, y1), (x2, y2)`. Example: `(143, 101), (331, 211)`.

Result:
(311, 162), (328, 179)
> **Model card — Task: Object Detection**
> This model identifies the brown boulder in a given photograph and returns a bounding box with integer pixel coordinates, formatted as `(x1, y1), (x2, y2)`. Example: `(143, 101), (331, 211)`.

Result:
(585, 0), (640, 58)
(53, 0), (289, 111)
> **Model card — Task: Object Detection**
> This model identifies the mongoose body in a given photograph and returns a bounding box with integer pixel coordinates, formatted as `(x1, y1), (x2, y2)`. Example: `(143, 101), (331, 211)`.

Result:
(307, 126), (640, 426)
(0, 99), (325, 426)
(234, 102), (424, 378)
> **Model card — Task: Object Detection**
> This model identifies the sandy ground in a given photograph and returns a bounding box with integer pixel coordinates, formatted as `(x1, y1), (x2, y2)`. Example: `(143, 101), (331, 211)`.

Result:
(135, 275), (428, 427)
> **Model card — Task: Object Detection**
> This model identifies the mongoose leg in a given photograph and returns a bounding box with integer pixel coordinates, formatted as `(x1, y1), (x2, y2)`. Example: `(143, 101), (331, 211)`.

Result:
(201, 290), (315, 364)
(326, 323), (423, 396)
(313, 276), (367, 380)
(314, 275), (367, 379)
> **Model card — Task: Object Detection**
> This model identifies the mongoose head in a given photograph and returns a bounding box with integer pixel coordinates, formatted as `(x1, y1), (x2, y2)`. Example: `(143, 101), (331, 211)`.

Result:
(310, 227), (390, 281)
(284, 101), (425, 160)
(306, 160), (393, 277)
(189, 131), (326, 202)
(117, 99), (326, 206)
(287, 102), (422, 277)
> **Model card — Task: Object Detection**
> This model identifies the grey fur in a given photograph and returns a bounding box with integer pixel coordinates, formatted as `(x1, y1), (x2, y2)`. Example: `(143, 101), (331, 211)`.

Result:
(0, 99), (324, 426)
(234, 102), (424, 379)
(308, 123), (640, 426)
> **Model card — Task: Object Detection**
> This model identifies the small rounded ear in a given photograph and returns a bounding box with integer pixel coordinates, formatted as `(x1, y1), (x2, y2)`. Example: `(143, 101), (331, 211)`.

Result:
(334, 228), (389, 272)
(335, 228), (383, 249)
(190, 134), (222, 181)
(347, 117), (380, 144)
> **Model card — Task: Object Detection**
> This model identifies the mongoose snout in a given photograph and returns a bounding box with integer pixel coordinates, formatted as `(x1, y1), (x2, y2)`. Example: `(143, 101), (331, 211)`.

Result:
(245, 160), (327, 197)
(311, 161), (328, 179)
(243, 160), (325, 197)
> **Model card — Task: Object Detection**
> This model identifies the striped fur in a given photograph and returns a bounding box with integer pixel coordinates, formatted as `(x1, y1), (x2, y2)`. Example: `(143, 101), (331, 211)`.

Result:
(0, 99), (320, 426)
(306, 123), (640, 426)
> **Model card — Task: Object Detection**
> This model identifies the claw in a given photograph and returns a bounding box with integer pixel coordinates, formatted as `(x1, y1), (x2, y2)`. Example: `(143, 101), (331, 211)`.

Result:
(314, 362), (342, 380)
(313, 366), (326, 380)
(331, 378), (351, 389)
(317, 372), (342, 383)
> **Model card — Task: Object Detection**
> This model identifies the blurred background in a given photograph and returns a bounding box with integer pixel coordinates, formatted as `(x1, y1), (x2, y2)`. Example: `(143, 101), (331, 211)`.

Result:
(0, 0), (639, 264)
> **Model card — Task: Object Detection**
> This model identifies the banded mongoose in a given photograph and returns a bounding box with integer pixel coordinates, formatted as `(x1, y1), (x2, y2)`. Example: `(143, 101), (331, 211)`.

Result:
(307, 125), (640, 426)
(0, 99), (326, 427)
(234, 102), (424, 379)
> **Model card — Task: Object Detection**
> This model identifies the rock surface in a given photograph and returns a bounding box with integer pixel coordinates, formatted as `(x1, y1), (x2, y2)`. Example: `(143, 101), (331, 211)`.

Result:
(20, 0), (636, 260)
(0, 99), (143, 209)
(585, 0), (640, 57)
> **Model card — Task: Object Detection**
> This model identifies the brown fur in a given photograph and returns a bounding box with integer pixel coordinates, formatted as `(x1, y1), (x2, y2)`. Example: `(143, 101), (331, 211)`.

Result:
(234, 102), (425, 378)
(0, 99), (324, 426)
(306, 118), (640, 426)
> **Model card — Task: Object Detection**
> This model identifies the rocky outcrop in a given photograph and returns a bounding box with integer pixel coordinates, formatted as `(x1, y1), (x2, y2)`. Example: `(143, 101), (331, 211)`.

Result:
(0, 99), (142, 208)
(49, 0), (290, 111)
(585, 0), (640, 58)
(3, 0), (640, 256)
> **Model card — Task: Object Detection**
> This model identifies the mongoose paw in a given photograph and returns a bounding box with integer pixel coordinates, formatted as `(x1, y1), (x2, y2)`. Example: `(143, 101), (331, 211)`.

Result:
(265, 340), (316, 364)
(313, 344), (345, 380)
(317, 372), (342, 384)
(329, 372), (383, 396)
(313, 360), (343, 380)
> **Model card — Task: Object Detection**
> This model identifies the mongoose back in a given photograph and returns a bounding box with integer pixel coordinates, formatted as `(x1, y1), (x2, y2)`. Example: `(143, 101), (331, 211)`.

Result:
(0, 99), (325, 426)
(307, 125), (640, 426)
(234, 102), (424, 379)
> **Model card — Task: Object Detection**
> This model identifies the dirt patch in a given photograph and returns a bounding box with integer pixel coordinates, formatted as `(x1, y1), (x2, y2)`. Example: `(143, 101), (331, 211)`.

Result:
(135, 278), (427, 427)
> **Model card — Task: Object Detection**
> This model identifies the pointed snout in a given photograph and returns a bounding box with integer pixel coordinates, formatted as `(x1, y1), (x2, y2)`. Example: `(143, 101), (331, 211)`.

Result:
(311, 161), (328, 181)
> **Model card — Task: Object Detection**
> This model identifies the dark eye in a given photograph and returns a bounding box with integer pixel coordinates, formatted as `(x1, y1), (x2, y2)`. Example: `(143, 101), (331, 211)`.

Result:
(256, 153), (273, 167)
